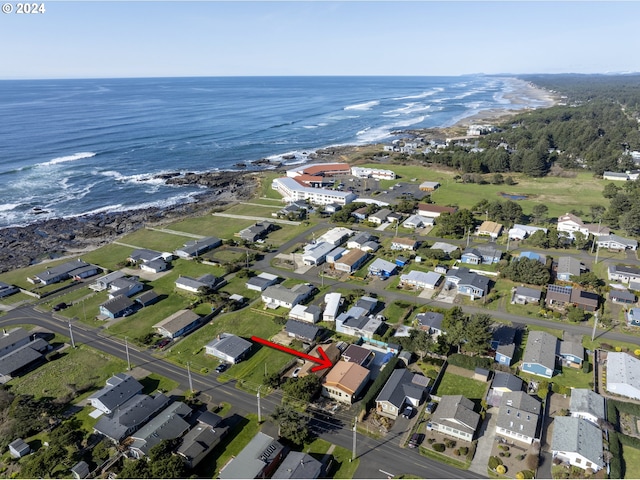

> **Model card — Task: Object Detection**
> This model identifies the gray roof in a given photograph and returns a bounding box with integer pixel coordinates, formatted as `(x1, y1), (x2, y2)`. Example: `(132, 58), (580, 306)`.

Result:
(515, 286), (542, 300)
(176, 274), (220, 290)
(0, 328), (31, 352)
(610, 289), (636, 302)
(375, 368), (428, 409)
(607, 352), (640, 395)
(246, 273), (279, 290)
(491, 372), (523, 392)
(368, 258), (397, 274)
(219, 431), (284, 479)
(342, 344), (373, 365)
(431, 395), (480, 435)
(135, 290), (159, 306)
(492, 325), (517, 345)
(285, 320), (321, 341)
(0, 340), (47, 376)
(560, 340), (584, 360)
(416, 312), (444, 331)
(206, 334), (252, 360)
(178, 237), (221, 256)
(93, 393), (171, 442)
(523, 331), (558, 371)
(263, 284), (314, 305)
(35, 259), (90, 283)
(496, 343), (516, 359)
(272, 451), (322, 479)
(100, 295), (135, 315)
(349, 232), (373, 246)
(431, 242), (458, 254)
(89, 373), (143, 413)
(557, 256), (582, 276)
(597, 234), (638, 249)
(551, 416), (604, 468)
(129, 248), (162, 262)
(154, 310), (201, 336)
(177, 424), (228, 467)
(497, 392), (540, 440)
(570, 389), (605, 421)
(129, 402), (192, 456)
(355, 296), (377, 312)
(448, 267), (491, 292)
(71, 461), (91, 479)
(370, 208), (392, 221)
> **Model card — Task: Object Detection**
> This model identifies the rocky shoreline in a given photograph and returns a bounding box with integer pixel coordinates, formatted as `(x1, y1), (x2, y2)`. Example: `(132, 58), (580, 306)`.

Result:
(0, 171), (259, 273)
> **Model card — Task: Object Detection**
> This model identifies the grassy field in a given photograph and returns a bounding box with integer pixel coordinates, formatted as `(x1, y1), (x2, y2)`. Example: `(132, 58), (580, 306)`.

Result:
(257, 171), (286, 200)
(168, 215), (256, 240)
(552, 363), (593, 389)
(329, 444), (360, 479)
(7, 345), (127, 401)
(82, 243), (132, 271)
(623, 443), (640, 479)
(139, 372), (180, 394)
(224, 203), (280, 217)
(434, 371), (488, 401)
(0, 258), (82, 290)
(117, 228), (190, 251)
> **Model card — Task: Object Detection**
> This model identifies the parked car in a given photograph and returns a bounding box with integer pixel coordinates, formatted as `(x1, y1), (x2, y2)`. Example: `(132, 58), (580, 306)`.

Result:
(215, 363), (229, 373)
(401, 406), (414, 419)
(156, 338), (171, 348)
(52, 302), (68, 311)
(292, 367), (302, 378)
(408, 433), (423, 448)
(426, 402), (437, 414)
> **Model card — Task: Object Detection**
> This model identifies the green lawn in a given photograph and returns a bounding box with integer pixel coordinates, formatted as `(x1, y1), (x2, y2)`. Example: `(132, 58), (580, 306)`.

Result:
(219, 275), (261, 301)
(118, 228), (189, 252)
(330, 444), (360, 479)
(209, 249), (246, 264)
(384, 301), (415, 325)
(168, 215), (255, 240)
(303, 437), (332, 460)
(257, 171), (286, 200)
(222, 345), (291, 392)
(623, 443), (640, 479)
(139, 372), (180, 394)
(0, 257), (82, 289)
(82, 243), (132, 271)
(266, 222), (321, 246)
(224, 203), (280, 217)
(434, 372), (488, 401)
(7, 345), (127, 401)
(0, 292), (35, 306)
(553, 364), (593, 390)
(41, 285), (97, 309)
(60, 290), (110, 326)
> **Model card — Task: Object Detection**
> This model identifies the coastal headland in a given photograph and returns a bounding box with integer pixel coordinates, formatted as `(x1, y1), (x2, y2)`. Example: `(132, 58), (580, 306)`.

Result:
(0, 79), (559, 273)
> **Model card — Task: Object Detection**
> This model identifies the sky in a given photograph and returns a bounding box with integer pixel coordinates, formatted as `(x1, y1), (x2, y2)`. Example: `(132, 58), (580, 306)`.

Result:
(2, 1), (640, 79)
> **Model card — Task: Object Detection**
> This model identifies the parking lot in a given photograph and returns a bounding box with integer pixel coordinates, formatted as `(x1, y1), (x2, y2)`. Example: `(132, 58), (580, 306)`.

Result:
(331, 174), (426, 204)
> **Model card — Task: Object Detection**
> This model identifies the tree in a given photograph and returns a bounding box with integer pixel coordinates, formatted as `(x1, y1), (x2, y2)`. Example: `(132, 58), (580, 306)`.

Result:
(619, 204), (640, 236)
(571, 272), (604, 289)
(526, 229), (549, 248)
(463, 314), (493, 355)
(270, 405), (311, 446)
(119, 459), (152, 479)
(603, 182), (621, 198)
(441, 307), (467, 353)
(531, 204), (548, 224)
(572, 231), (590, 250)
(501, 257), (551, 285)
(567, 306), (586, 323)
(398, 329), (433, 361)
(151, 456), (187, 479)
(281, 375), (320, 403)
(590, 204), (606, 222)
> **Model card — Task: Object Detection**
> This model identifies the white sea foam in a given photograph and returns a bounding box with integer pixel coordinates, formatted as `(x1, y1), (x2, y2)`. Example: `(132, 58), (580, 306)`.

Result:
(392, 87), (443, 100)
(344, 100), (380, 111)
(0, 203), (19, 212)
(384, 103), (432, 115)
(39, 152), (97, 167)
(99, 170), (167, 186)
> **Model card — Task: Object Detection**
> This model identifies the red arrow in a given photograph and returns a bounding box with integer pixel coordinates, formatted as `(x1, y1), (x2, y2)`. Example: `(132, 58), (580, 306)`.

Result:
(251, 336), (334, 373)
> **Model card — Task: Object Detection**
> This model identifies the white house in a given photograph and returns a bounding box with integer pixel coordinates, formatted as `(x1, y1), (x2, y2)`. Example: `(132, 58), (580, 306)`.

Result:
(399, 270), (442, 290)
(569, 389), (605, 426)
(316, 227), (354, 246)
(323, 292), (342, 322)
(508, 224), (548, 241)
(551, 416), (603, 472)
(205, 333), (252, 364)
(88, 373), (143, 415)
(272, 177), (356, 206)
(351, 166), (396, 180)
(289, 304), (321, 323)
(495, 391), (541, 445)
(302, 242), (335, 266)
(261, 283), (315, 310)
(557, 213), (610, 237)
(402, 214), (434, 229)
(606, 351), (640, 400)
(430, 395), (480, 442)
(596, 234), (638, 251)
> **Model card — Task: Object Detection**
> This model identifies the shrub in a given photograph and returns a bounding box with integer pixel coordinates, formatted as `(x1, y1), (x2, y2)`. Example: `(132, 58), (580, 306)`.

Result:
(516, 473), (524, 480)
(489, 456), (504, 470)
(635, 349), (640, 357)
(517, 454), (526, 461)
(459, 446), (469, 455)
(496, 465), (507, 475)
(444, 439), (456, 449)
(427, 437), (435, 444)
(432, 443), (445, 452)
(453, 449), (460, 456)
(525, 453), (539, 470)
(582, 361), (591, 373)
(615, 346), (622, 352)
(447, 353), (492, 370)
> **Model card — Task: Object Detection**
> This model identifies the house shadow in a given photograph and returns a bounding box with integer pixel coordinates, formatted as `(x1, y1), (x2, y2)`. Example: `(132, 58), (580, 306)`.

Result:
(193, 413), (250, 478)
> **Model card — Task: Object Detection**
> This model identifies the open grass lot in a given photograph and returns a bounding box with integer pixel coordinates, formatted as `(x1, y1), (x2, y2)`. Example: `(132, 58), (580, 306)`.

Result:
(623, 443), (640, 479)
(168, 215), (255, 240)
(42, 285), (97, 309)
(117, 228), (189, 252)
(266, 222), (322, 246)
(224, 203), (280, 217)
(384, 301), (415, 325)
(7, 345), (127, 401)
(209, 249), (246, 264)
(329, 444), (360, 479)
(60, 290), (109, 326)
(219, 275), (261, 301)
(139, 372), (180, 394)
(434, 371), (488, 401)
(257, 171), (286, 200)
(553, 363), (594, 389)
(82, 243), (132, 271)
(221, 344), (291, 392)
(0, 292), (35, 307)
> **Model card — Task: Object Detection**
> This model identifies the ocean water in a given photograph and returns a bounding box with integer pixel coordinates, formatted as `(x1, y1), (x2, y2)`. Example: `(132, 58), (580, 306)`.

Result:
(0, 76), (550, 227)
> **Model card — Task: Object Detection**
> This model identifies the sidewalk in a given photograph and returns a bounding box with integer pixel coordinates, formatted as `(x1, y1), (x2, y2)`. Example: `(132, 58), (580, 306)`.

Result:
(468, 406), (498, 475)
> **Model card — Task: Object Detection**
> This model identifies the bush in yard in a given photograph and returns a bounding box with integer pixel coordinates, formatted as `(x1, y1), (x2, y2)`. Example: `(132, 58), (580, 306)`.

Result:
(517, 454), (526, 461)
(453, 449), (460, 456)
(432, 443), (445, 452)
(459, 446), (468, 455)
(489, 456), (504, 470)
(525, 453), (539, 470)
(496, 465), (507, 475)
(427, 438), (435, 444)
(444, 439), (456, 449)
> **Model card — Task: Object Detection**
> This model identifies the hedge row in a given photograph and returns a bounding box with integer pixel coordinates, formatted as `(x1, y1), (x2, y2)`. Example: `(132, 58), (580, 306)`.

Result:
(609, 432), (623, 480)
(361, 357), (399, 411)
(447, 353), (492, 370)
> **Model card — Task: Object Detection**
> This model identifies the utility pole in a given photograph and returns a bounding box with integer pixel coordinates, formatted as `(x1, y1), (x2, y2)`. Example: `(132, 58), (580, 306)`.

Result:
(595, 242), (600, 264)
(506, 235), (511, 252)
(257, 385), (262, 423)
(125, 337), (131, 371)
(187, 362), (194, 394)
(82, 299), (86, 323)
(592, 312), (599, 342)
(68, 321), (75, 348)
(466, 227), (471, 247)
(351, 416), (357, 462)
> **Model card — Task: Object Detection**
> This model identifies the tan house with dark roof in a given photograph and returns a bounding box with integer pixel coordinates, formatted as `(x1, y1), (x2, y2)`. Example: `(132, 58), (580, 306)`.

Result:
(322, 360), (370, 404)
(333, 249), (369, 274)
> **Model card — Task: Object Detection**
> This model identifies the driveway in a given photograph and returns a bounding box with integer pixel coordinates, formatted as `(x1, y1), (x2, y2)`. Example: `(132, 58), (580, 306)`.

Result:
(469, 406), (498, 475)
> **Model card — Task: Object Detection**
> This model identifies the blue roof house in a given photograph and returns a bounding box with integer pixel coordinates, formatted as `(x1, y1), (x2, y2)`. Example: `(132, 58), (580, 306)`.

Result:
(495, 343), (516, 366)
(461, 246), (502, 265)
(368, 258), (397, 278)
(521, 331), (559, 378)
(627, 308), (640, 327)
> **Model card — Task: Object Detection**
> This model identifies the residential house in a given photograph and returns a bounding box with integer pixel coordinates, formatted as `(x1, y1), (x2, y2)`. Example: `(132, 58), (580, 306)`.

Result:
(9, 439), (31, 458)
(218, 432), (285, 480)
(360, 240), (381, 253)
(596, 234), (638, 251)
(153, 310), (202, 339)
(246, 273), (279, 292)
(376, 369), (429, 419)
(341, 344), (375, 367)
(334, 249), (369, 274)
(284, 320), (321, 343)
(415, 312), (445, 338)
(556, 256), (584, 281)
(419, 181), (440, 191)
(508, 224), (548, 241)
(521, 331), (558, 378)
(606, 351), (640, 400)
(355, 295), (378, 313)
(513, 286), (542, 305)
(261, 283), (315, 309)
(272, 451), (322, 480)
(317, 227), (353, 246)
(610, 289), (636, 304)
(557, 212), (609, 238)
(417, 204), (457, 218)
(322, 360), (370, 404)
(177, 421), (228, 469)
(99, 295), (136, 319)
(239, 221), (275, 242)
(90, 270), (127, 291)
(205, 333), (253, 364)
(135, 290), (160, 307)
(0, 337), (51, 382)
(297, 343), (342, 379)
(395, 256), (408, 267)
(476, 221), (504, 239)
(322, 293), (342, 322)
(335, 312), (383, 340)
(30, 259), (96, 285)
(289, 304), (322, 323)
(88, 373), (144, 415)
(175, 274), (224, 294)
(402, 214), (434, 229)
(570, 288), (599, 312)
(495, 391), (541, 445)
(519, 251), (544, 263)
(399, 270), (442, 290)
(551, 417), (604, 472)
(559, 340), (584, 368)
(488, 372), (524, 407)
(461, 246), (502, 265)
(324, 203), (342, 214)
(347, 232), (374, 250)
(326, 247), (347, 264)
(108, 277), (144, 298)
(128, 401), (192, 459)
(351, 207), (368, 221)
(495, 343), (516, 367)
(70, 461), (90, 480)
(627, 308), (640, 327)
(0, 282), (19, 298)
(603, 171), (629, 181)
(128, 248), (163, 264)
(368, 258), (397, 278)
(302, 241), (334, 266)
(430, 242), (459, 256)
(491, 325), (517, 350)
(445, 268), (491, 299)
(387, 212), (403, 223)
(608, 264), (640, 284)
(368, 208), (393, 225)
(175, 236), (222, 259)
(0, 328), (32, 357)
(93, 393), (171, 443)
(570, 389), (605, 426)
(391, 237), (418, 251)
(430, 395), (480, 442)
(139, 258), (168, 273)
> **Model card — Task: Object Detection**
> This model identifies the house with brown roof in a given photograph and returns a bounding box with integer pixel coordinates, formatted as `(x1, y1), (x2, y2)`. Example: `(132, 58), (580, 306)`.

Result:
(322, 360), (370, 404)
(477, 221), (504, 239)
(297, 343), (342, 379)
(417, 204), (457, 218)
(391, 237), (418, 251)
(333, 249), (369, 273)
